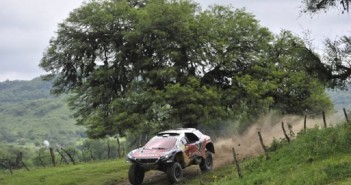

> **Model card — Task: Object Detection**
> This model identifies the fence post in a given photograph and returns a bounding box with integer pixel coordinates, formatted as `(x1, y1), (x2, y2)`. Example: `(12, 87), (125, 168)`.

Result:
(281, 122), (290, 143)
(343, 108), (349, 123)
(322, 111), (327, 128)
(107, 139), (111, 159)
(304, 115), (307, 132)
(117, 137), (121, 159)
(8, 159), (13, 174)
(258, 131), (269, 160)
(232, 147), (242, 178)
(61, 148), (76, 165)
(56, 149), (69, 164)
(49, 147), (56, 167)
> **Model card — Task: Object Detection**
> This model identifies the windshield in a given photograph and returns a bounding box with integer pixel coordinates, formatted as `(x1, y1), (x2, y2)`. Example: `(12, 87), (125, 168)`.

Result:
(144, 137), (177, 150)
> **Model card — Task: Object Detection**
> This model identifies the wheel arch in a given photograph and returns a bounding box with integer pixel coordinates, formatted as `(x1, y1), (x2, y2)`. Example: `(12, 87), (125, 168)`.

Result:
(205, 142), (215, 154)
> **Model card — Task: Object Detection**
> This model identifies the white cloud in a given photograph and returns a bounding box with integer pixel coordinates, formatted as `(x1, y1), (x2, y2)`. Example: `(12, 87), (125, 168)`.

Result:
(0, 0), (84, 82)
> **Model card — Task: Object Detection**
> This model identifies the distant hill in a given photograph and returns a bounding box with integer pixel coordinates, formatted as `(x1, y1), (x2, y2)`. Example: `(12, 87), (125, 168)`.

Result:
(0, 77), (349, 148)
(0, 78), (86, 147)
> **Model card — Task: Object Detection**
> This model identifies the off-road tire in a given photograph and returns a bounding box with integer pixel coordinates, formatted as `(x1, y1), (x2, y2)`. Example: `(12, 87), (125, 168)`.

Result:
(200, 151), (213, 172)
(128, 163), (145, 185)
(167, 162), (183, 184)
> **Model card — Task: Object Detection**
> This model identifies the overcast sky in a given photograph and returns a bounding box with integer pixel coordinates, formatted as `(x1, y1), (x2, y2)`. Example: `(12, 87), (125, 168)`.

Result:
(0, 0), (350, 82)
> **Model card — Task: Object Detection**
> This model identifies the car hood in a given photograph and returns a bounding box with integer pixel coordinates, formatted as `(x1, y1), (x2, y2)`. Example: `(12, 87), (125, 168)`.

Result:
(131, 148), (173, 158)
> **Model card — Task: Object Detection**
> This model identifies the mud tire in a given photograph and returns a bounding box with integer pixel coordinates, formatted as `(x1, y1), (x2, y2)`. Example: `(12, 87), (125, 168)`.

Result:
(128, 163), (145, 185)
(200, 151), (213, 172)
(167, 162), (183, 184)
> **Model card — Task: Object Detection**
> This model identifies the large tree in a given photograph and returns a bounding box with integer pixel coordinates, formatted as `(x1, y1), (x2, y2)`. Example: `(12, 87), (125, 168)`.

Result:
(302, 0), (351, 88)
(40, 0), (332, 138)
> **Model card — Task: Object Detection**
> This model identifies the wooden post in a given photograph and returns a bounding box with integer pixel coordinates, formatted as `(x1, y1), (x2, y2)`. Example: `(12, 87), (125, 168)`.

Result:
(49, 147), (56, 167)
(322, 111), (327, 128)
(8, 159), (13, 174)
(17, 152), (29, 171)
(232, 147), (242, 178)
(56, 149), (69, 164)
(304, 115), (307, 132)
(21, 161), (30, 172)
(344, 108), (349, 123)
(61, 148), (76, 165)
(258, 131), (269, 160)
(107, 139), (111, 159)
(281, 122), (290, 143)
(117, 137), (121, 159)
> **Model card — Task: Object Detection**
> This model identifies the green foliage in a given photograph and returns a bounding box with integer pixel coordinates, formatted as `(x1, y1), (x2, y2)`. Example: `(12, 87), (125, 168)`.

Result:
(302, 0), (350, 14)
(40, 0), (333, 137)
(0, 78), (86, 147)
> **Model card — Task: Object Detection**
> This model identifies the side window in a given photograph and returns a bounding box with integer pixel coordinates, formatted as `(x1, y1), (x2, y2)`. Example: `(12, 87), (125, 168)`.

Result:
(185, 133), (199, 143)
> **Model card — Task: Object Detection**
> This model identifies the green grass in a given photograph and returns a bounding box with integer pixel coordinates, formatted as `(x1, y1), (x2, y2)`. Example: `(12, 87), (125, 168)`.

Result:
(3, 124), (351, 185)
(185, 123), (351, 185)
(0, 159), (129, 185)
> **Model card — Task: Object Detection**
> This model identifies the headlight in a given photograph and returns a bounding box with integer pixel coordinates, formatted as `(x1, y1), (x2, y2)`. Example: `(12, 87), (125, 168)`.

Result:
(127, 150), (137, 161)
(160, 154), (170, 160)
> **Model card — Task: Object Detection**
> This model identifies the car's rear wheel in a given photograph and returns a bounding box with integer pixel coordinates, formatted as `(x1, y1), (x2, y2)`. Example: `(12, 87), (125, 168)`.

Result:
(128, 163), (145, 185)
(167, 162), (183, 184)
(200, 151), (213, 172)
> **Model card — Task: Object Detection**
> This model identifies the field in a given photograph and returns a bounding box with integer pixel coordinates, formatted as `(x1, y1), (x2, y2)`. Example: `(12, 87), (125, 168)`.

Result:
(2, 122), (351, 185)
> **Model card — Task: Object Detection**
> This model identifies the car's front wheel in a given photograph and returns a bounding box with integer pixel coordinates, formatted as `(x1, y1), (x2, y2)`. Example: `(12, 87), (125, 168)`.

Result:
(167, 162), (183, 184)
(128, 163), (145, 185)
(200, 151), (213, 172)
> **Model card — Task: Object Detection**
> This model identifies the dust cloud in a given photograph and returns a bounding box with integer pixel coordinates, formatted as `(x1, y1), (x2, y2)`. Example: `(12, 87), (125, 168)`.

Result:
(212, 112), (339, 168)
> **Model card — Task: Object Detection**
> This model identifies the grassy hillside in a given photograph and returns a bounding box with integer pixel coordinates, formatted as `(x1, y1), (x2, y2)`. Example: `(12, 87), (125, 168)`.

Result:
(2, 122), (351, 185)
(0, 159), (129, 185)
(0, 78), (85, 147)
(189, 122), (351, 185)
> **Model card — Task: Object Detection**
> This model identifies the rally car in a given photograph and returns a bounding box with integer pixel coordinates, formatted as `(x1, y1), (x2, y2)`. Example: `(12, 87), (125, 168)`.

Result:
(126, 128), (215, 184)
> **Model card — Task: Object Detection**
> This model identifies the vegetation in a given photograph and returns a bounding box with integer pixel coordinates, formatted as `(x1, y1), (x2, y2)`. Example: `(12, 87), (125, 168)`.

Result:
(2, 122), (351, 185)
(185, 122), (351, 185)
(302, 0), (351, 14)
(0, 0), (350, 184)
(0, 78), (85, 146)
(40, 0), (332, 138)
(0, 159), (129, 185)
(302, 0), (351, 89)
(0, 78), (127, 169)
